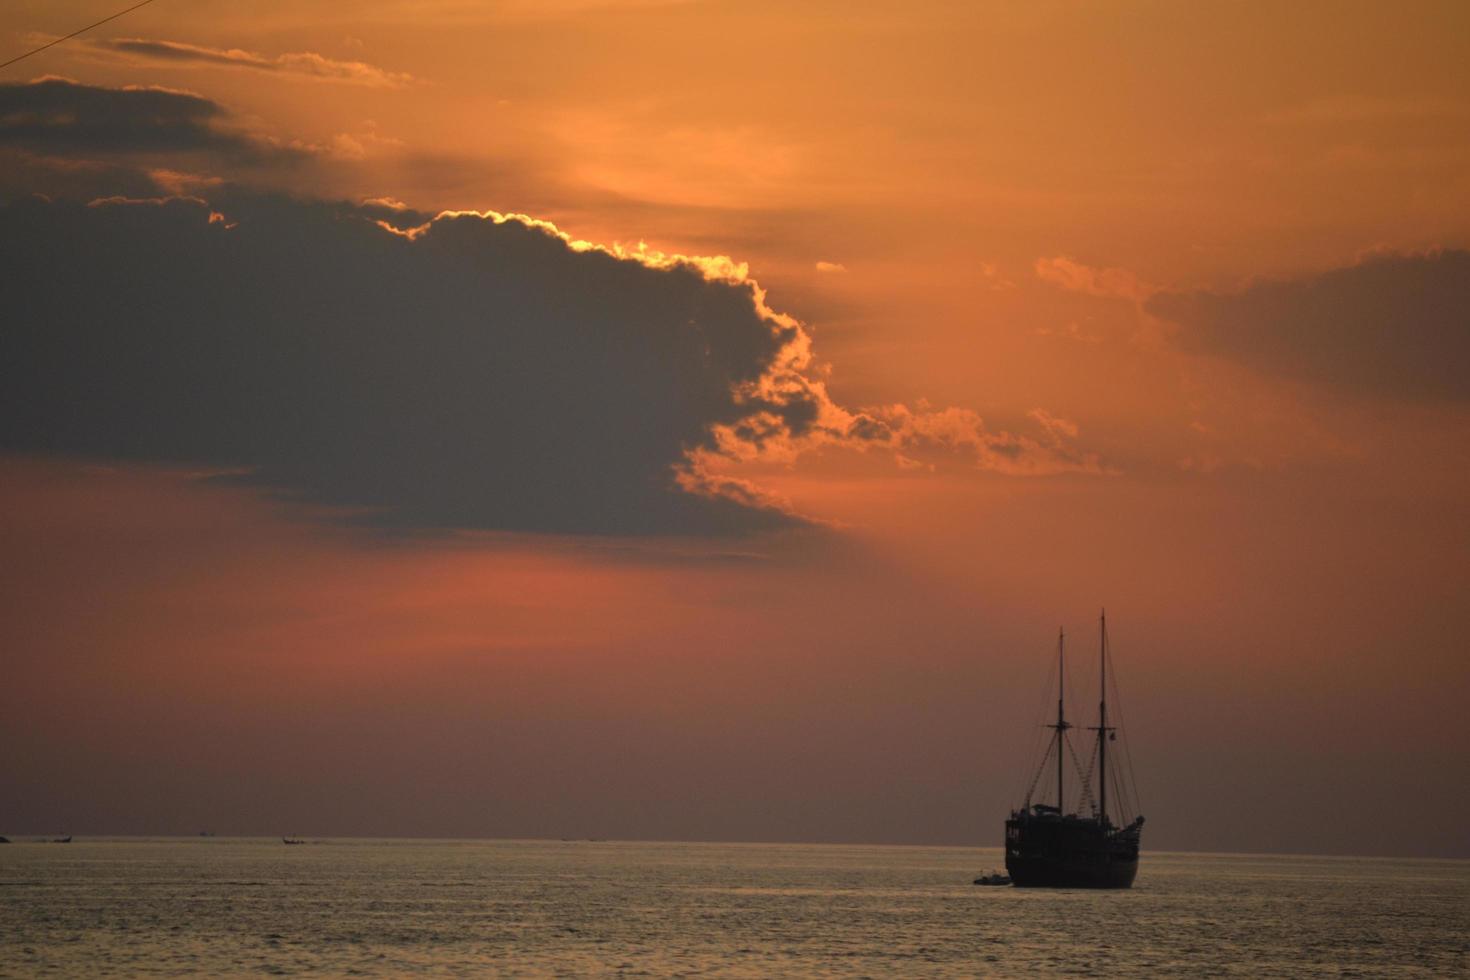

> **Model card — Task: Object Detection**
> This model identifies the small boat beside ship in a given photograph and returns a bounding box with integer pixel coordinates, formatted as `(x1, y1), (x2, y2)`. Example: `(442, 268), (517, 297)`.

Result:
(1004, 611), (1144, 888)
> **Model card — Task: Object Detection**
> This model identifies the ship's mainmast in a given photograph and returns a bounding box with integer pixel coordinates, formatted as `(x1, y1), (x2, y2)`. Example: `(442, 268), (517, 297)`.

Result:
(1048, 627), (1071, 814)
(1090, 609), (1115, 827)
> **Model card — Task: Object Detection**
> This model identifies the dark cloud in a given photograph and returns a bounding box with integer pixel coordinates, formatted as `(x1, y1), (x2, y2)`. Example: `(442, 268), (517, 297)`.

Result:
(0, 76), (299, 170)
(0, 150), (162, 201)
(0, 189), (1101, 536)
(0, 78), (1104, 535)
(1148, 250), (1470, 401)
(0, 192), (818, 535)
(0, 76), (262, 157)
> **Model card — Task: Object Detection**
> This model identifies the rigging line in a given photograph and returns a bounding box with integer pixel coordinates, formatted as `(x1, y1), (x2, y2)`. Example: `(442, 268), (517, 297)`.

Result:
(1017, 641), (1058, 805)
(1063, 634), (1082, 724)
(1018, 722), (1049, 806)
(1063, 736), (1094, 812)
(1022, 730), (1057, 806)
(1100, 638), (1138, 809)
(0, 0), (162, 72)
(1112, 763), (1131, 824)
(1107, 647), (1143, 811)
(1078, 727), (1099, 798)
(1117, 729), (1141, 816)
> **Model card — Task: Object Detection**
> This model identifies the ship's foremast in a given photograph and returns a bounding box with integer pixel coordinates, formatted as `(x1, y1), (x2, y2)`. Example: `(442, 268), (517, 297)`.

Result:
(1048, 627), (1070, 816)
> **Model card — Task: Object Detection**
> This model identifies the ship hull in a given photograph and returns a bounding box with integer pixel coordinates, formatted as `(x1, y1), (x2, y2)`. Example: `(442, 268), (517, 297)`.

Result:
(1005, 852), (1138, 889)
(1004, 814), (1142, 889)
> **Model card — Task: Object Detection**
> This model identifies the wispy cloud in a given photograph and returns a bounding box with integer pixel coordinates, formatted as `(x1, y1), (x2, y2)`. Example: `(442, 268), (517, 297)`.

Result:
(93, 38), (416, 88)
(1260, 96), (1470, 127)
(1034, 255), (1153, 303)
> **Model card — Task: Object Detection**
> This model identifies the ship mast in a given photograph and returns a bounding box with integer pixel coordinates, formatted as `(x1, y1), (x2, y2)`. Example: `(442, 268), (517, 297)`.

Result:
(1098, 610), (1107, 826)
(1048, 627), (1070, 814)
(1087, 609), (1122, 827)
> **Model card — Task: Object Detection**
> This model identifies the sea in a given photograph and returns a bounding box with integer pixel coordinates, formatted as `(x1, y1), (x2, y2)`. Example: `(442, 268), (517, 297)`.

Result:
(1, 838), (1465, 977)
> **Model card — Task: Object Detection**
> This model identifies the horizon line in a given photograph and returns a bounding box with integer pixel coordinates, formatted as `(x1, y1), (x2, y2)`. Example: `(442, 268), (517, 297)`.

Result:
(5, 833), (1466, 863)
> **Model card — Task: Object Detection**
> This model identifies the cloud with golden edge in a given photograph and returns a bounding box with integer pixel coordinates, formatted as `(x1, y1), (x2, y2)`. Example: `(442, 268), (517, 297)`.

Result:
(2, 177), (1111, 536)
(379, 209), (1109, 491)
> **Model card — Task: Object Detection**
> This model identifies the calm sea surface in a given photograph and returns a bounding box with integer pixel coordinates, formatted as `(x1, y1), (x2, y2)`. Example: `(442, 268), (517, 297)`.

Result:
(1, 838), (1465, 977)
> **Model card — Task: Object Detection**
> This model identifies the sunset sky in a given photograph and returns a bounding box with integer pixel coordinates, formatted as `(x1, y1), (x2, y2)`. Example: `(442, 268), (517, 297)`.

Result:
(2, 0), (1467, 857)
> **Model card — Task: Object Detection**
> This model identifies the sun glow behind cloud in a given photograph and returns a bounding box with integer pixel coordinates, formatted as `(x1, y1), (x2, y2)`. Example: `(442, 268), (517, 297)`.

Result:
(0, 0), (1467, 858)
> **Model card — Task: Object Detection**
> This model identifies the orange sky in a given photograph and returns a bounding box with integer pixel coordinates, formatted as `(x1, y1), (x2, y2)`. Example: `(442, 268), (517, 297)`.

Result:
(1, 0), (1467, 855)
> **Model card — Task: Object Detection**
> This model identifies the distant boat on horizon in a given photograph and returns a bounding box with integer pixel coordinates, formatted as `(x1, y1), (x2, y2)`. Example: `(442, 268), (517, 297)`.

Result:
(1004, 611), (1144, 888)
